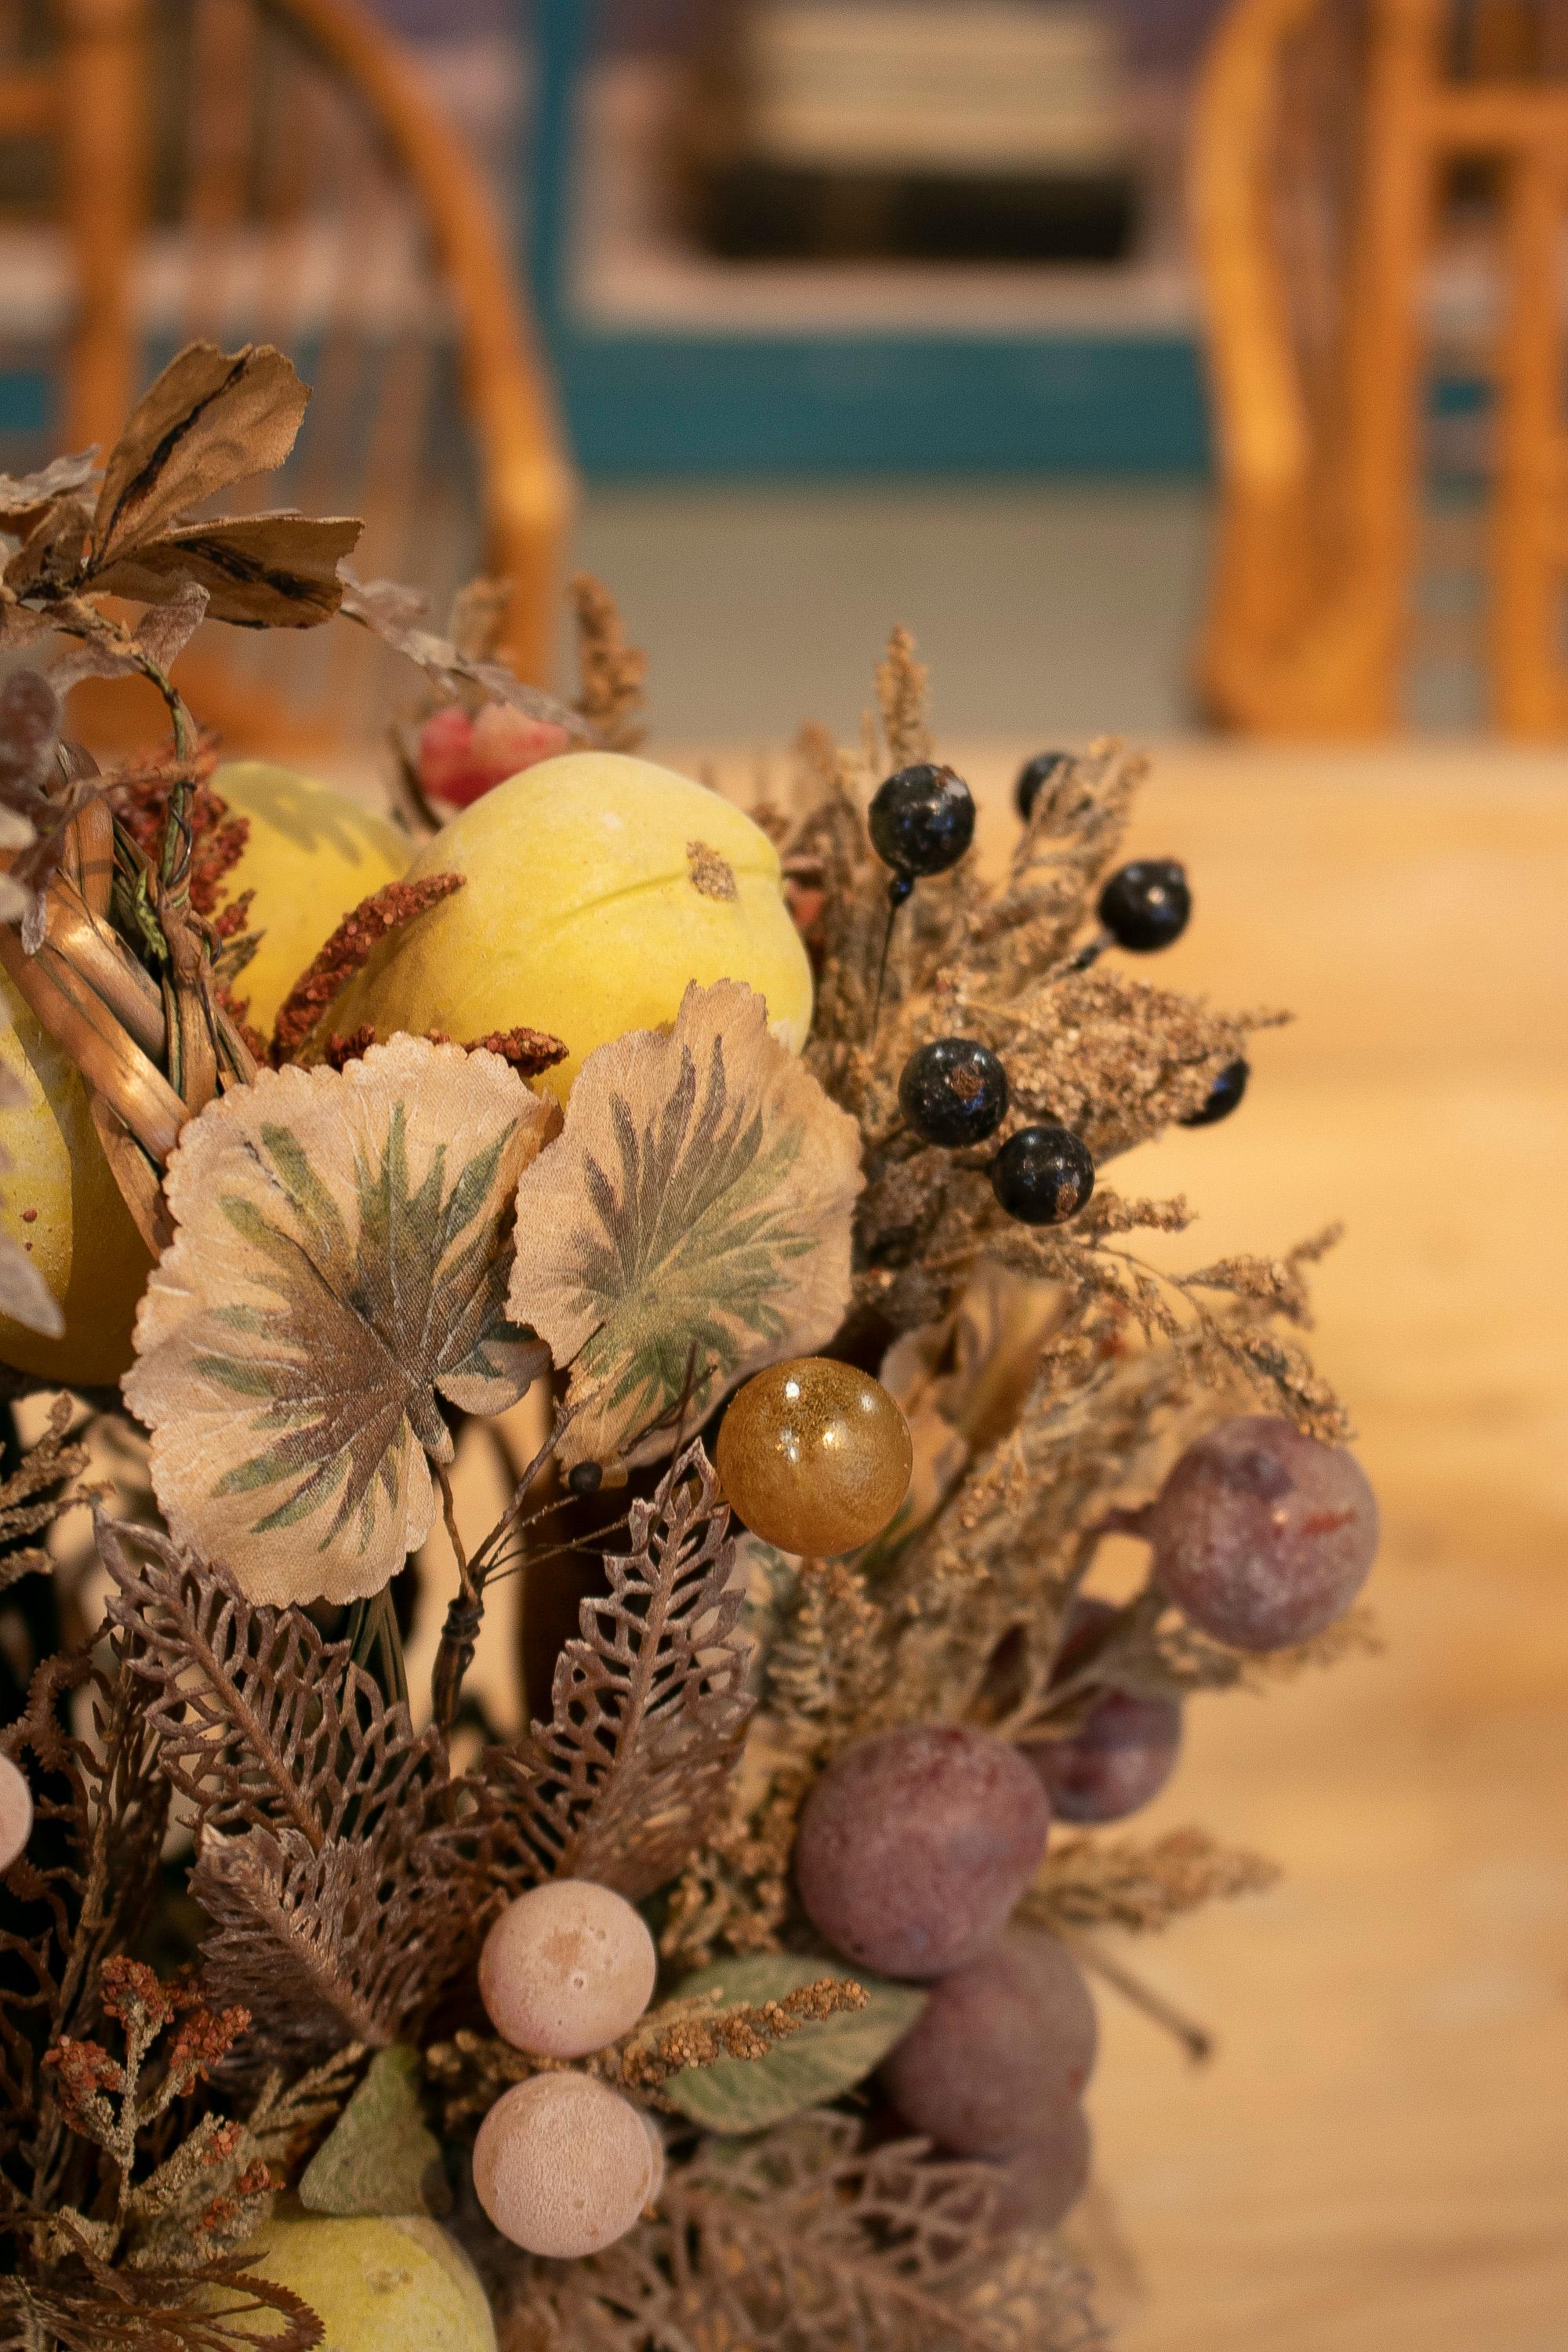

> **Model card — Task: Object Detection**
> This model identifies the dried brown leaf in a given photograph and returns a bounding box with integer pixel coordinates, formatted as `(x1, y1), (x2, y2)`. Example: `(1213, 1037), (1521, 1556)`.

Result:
(191, 1819), (451, 2063)
(341, 572), (587, 734)
(122, 1038), (553, 1605)
(4, 498), (93, 596)
(93, 513), (361, 630)
(508, 981), (863, 1472)
(97, 1519), (443, 1851)
(92, 343), (310, 564)
(45, 586), (212, 695)
(0, 667), (62, 813)
(470, 1439), (753, 1902)
(0, 448), (100, 528)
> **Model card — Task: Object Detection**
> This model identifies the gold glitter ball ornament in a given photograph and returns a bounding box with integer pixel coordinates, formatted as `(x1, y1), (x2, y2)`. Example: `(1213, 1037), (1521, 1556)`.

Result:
(715, 1358), (913, 1556)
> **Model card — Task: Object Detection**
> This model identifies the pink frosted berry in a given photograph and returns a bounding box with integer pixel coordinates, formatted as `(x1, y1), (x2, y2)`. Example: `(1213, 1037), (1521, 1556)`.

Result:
(417, 700), (572, 809)
(473, 2073), (659, 2257)
(0, 1753), (31, 1872)
(479, 1878), (657, 2059)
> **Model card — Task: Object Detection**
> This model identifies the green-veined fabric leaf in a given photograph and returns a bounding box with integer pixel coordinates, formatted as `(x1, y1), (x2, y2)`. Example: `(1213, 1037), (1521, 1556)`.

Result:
(298, 2046), (449, 2216)
(507, 981), (862, 1472)
(123, 1036), (553, 1604)
(663, 1953), (925, 2135)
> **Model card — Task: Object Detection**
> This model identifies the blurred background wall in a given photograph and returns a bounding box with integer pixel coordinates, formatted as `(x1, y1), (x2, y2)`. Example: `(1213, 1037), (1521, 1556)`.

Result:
(356, 0), (1234, 736)
(2, 0), (1565, 742)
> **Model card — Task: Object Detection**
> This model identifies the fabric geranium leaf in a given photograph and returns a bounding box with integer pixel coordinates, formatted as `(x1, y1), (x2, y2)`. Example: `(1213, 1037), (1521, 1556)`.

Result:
(507, 980), (863, 1471)
(123, 1036), (553, 1605)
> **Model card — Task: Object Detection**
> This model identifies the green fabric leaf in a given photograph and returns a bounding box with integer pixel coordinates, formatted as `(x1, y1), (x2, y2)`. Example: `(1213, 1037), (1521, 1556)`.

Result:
(297, 2047), (449, 2217)
(663, 1953), (925, 2136)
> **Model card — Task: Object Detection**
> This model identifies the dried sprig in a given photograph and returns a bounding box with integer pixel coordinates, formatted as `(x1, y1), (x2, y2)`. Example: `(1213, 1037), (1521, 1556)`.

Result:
(1, 1650), (170, 2205)
(0, 1397), (89, 1592)
(427, 1975), (870, 2129)
(42, 1959), (251, 2238)
(1018, 1830), (1279, 1936)
(875, 625), (934, 770)
(571, 574), (648, 750)
(615, 1976), (869, 2098)
(0, 2259), (324, 2352)
(270, 874), (464, 1061)
(659, 1768), (808, 1971)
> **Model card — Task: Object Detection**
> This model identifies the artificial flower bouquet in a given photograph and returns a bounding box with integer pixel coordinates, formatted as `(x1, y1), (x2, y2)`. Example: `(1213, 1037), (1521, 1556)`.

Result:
(0, 347), (1377, 2352)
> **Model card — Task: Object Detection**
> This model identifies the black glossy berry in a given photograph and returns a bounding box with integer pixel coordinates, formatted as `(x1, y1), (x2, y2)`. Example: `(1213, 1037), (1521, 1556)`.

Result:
(991, 1124), (1095, 1225)
(568, 1461), (604, 1496)
(899, 1038), (1010, 1149)
(1098, 858), (1191, 953)
(1181, 1057), (1249, 1128)
(869, 764), (975, 879)
(1014, 750), (1072, 824)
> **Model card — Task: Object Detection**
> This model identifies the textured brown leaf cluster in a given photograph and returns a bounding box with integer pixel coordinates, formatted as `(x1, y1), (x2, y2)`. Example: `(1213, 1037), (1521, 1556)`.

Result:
(492, 2111), (1104, 2352)
(470, 1442), (754, 1902)
(98, 1519), (465, 2060)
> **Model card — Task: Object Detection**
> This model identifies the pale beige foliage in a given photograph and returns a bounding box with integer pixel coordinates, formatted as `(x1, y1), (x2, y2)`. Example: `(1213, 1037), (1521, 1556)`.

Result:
(509, 982), (863, 1472)
(123, 1036), (553, 1604)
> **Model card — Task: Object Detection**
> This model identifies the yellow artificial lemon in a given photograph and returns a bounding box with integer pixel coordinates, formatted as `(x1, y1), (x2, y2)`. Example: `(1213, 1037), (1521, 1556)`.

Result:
(235, 2212), (495, 2351)
(211, 762), (412, 1039)
(315, 751), (815, 1101)
(0, 974), (152, 1385)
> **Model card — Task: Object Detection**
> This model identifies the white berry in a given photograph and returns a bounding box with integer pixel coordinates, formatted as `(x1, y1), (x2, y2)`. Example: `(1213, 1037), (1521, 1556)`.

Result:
(472, 2074), (658, 2258)
(0, 1754), (32, 1872)
(478, 1879), (656, 2059)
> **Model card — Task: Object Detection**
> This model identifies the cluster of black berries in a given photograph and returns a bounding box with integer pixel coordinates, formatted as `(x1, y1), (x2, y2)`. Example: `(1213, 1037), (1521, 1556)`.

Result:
(898, 1036), (1095, 1227)
(1015, 750), (1250, 1132)
(868, 754), (1253, 1229)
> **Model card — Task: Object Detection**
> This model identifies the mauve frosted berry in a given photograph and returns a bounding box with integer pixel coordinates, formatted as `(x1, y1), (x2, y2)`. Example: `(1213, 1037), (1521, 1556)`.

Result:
(794, 1724), (1049, 1980)
(1022, 1597), (1182, 1824)
(1026, 1686), (1181, 1823)
(992, 2104), (1093, 2231)
(1149, 1413), (1378, 1652)
(879, 1928), (1097, 2157)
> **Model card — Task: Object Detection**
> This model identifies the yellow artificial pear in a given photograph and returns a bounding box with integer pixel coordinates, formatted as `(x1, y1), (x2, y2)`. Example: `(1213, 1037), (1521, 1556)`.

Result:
(210, 761), (411, 1036)
(313, 752), (814, 1099)
(235, 2212), (495, 2352)
(0, 978), (152, 1385)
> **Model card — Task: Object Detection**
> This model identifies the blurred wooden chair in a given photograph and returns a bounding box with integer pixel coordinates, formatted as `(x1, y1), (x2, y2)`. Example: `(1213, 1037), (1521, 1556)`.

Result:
(0, 0), (574, 757)
(1192, 0), (1568, 735)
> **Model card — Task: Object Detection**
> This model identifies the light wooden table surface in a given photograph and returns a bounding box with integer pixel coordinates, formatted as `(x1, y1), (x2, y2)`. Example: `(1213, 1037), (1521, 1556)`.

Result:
(946, 737), (1567, 2352)
(345, 729), (1568, 2346)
